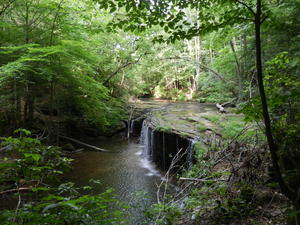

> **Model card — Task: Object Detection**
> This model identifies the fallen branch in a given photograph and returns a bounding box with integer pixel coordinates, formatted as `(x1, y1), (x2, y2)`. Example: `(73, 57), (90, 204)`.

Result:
(59, 135), (110, 152)
(0, 145), (10, 152)
(0, 187), (32, 195)
(63, 148), (84, 154)
(221, 101), (236, 108)
(179, 177), (226, 182)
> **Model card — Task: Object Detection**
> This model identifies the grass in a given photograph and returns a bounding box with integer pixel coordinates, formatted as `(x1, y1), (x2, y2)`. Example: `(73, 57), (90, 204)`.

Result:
(221, 115), (246, 139)
(202, 114), (249, 139)
(203, 114), (221, 124)
(156, 126), (172, 132)
(196, 124), (208, 132)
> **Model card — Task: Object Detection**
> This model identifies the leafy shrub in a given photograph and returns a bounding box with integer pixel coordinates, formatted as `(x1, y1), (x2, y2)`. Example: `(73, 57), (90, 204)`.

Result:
(0, 130), (128, 224)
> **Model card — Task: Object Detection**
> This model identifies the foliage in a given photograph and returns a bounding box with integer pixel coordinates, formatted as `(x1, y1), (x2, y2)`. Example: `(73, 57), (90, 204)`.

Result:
(0, 187), (128, 225)
(145, 202), (182, 225)
(0, 0), (299, 223)
(0, 130), (128, 224)
(0, 0), (137, 135)
(0, 129), (71, 189)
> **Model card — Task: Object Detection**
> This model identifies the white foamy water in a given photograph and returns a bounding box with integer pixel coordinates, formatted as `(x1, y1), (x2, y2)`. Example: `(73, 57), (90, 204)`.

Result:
(139, 157), (160, 177)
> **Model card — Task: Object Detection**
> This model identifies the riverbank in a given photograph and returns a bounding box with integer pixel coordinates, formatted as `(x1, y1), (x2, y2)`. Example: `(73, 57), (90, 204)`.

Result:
(127, 99), (291, 224)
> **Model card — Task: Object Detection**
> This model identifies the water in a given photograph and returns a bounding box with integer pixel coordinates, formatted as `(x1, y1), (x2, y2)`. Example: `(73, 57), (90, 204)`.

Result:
(67, 135), (163, 224)
(67, 102), (202, 224)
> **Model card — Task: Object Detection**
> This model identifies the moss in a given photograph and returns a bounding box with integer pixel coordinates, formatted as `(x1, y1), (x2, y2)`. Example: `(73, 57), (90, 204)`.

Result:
(202, 114), (250, 140)
(196, 124), (208, 132)
(193, 142), (208, 159)
(203, 114), (221, 124)
(156, 126), (172, 132)
(220, 116), (246, 139)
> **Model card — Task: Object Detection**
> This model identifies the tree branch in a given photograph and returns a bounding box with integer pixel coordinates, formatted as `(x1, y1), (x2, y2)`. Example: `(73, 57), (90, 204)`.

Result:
(0, 187), (32, 195)
(261, 15), (268, 24)
(163, 56), (227, 83)
(59, 135), (110, 152)
(179, 177), (226, 182)
(0, 0), (14, 17)
(103, 54), (144, 85)
(235, 0), (256, 16)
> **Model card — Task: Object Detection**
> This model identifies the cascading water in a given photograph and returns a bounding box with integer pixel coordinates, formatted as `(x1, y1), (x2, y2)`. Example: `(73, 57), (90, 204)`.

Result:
(140, 120), (149, 158)
(186, 139), (198, 169)
(139, 120), (159, 176)
(140, 119), (198, 172)
(129, 119), (134, 134)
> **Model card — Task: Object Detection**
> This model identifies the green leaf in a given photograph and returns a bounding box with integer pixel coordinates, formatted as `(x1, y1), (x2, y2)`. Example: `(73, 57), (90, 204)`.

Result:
(32, 187), (49, 192)
(24, 153), (41, 162)
(14, 128), (31, 136)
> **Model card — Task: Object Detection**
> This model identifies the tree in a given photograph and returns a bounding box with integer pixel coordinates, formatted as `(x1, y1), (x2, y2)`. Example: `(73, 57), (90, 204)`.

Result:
(0, 0), (140, 135)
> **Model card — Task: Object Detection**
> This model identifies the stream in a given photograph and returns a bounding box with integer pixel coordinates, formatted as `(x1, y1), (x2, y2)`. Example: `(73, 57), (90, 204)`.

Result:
(67, 101), (219, 224)
(67, 135), (164, 224)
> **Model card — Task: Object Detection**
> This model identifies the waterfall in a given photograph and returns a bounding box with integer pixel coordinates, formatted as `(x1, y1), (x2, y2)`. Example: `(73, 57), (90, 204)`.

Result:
(150, 128), (154, 159)
(140, 119), (198, 171)
(139, 120), (159, 177)
(129, 119), (134, 134)
(140, 120), (153, 160)
(186, 139), (197, 169)
(140, 120), (147, 148)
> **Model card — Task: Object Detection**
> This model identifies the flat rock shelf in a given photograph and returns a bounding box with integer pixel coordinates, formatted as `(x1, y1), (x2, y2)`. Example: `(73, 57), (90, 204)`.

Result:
(129, 99), (226, 172)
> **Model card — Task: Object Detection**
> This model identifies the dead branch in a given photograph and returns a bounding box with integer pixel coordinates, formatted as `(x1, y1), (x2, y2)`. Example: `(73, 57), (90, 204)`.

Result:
(179, 177), (226, 182)
(0, 187), (32, 195)
(59, 135), (110, 152)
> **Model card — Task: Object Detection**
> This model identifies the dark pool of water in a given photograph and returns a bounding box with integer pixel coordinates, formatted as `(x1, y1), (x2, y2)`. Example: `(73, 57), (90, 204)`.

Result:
(67, 135), (164, 224)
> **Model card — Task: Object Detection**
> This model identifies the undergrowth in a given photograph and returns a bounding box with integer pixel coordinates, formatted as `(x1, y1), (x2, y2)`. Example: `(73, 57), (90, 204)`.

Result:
(146, 114), (290, 225)
(0, 129), (128, 225)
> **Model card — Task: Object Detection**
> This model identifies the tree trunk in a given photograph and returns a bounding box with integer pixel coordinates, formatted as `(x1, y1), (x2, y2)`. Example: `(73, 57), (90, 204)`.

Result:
(254, 0), (295, 201)
(230, 37), (243, 101)
(28, 95), (34, 122)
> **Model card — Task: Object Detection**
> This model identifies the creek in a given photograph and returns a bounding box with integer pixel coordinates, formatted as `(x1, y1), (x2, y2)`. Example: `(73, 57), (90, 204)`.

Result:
(67, 100), (219, 224)
(67, 135), (165, 224)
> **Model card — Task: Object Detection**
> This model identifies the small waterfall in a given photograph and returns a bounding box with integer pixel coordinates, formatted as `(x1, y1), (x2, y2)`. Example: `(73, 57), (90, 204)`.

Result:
(129, 119), (134, 134)
(140, 119), (198, 172)
(150, 129), (154, 159)
(139, 120), (159, 177)
(140, 120), (153, 160)
(140, 120), (148, 150)
(186, 139), (197, 169)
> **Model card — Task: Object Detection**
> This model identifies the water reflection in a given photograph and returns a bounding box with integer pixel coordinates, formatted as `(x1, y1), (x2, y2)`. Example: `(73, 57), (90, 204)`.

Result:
(67, 136), (163, 224)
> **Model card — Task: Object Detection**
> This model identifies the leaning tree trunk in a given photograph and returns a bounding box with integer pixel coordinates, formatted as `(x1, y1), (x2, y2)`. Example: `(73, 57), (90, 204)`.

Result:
(254, 0), (295, 201)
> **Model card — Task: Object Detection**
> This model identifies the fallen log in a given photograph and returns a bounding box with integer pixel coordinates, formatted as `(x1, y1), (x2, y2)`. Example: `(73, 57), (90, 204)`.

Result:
(221, 101), (236, 108)
(59, 135), (110, 152)
(216, 103), (227, 113)
(179, 177), (226, 182)
(62, 148), (85, 154)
